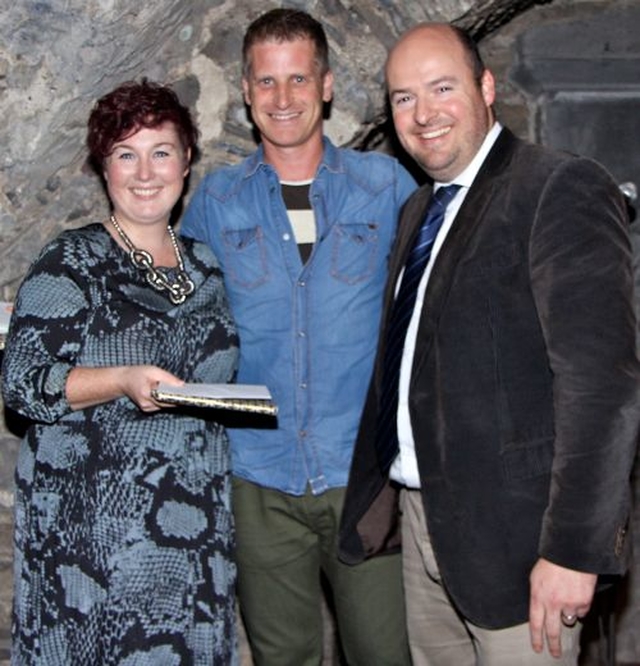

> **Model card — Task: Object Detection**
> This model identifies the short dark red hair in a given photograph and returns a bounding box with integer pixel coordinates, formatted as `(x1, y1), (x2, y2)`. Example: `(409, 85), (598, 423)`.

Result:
(87, 78), (198, 169)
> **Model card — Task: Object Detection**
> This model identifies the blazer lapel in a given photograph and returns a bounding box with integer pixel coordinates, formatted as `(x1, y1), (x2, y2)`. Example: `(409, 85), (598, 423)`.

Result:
(370, 187), (434, 393)
(378, 187), (433, 333)
(388, 187), (434, 288)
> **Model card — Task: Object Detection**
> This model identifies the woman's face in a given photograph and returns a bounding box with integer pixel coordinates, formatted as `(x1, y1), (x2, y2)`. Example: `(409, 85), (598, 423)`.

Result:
(103, 122), (190, 229)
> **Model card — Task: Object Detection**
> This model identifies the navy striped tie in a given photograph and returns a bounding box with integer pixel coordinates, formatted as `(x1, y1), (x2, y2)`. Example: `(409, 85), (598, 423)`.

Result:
(376, 184), (461, 473)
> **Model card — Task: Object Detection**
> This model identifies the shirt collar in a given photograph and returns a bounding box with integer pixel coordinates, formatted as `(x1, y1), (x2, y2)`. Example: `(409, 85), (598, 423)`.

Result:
(243, 136), (345, 179)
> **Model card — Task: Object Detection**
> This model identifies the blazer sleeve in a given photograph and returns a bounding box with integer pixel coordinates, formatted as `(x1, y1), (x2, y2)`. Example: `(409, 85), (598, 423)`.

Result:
(530, 156), (640, 572)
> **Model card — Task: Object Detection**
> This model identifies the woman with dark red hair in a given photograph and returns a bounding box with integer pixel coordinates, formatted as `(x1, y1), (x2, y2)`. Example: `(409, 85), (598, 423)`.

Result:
(2, 80), (239, 664)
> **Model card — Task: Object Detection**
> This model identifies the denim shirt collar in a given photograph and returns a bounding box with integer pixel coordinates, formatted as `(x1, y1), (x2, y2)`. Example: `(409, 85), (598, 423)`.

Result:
(242, 136), (345, 180)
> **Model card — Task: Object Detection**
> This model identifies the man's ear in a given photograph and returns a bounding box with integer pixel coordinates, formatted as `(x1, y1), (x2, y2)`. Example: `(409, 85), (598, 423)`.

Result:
(480, 69), (496, 108)
(322, 69), (334, 103)
(242, 78), (252, 106)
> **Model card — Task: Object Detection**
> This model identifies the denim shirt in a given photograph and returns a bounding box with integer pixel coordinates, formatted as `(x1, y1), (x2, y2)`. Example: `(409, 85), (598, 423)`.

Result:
(181, 138), (416, 495)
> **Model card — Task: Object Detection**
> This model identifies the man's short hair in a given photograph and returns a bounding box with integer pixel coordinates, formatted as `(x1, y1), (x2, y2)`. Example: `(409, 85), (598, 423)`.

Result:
(450, 25), (486, 85)
(242, 8), (330, 78)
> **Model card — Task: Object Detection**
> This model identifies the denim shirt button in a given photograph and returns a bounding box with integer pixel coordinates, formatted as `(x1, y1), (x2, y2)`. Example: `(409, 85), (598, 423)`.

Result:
(283, 232), (291, 241)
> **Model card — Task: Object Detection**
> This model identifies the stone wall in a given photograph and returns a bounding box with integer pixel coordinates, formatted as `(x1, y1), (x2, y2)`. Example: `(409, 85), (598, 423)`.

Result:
(0, 0), (487, 298)
(1, 0), (638, 663)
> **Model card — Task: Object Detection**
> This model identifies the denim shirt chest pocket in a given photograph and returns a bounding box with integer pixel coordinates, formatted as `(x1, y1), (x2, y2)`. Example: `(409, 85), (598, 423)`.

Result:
(221, 226), (269, 289)
(330, 222), (380, 284)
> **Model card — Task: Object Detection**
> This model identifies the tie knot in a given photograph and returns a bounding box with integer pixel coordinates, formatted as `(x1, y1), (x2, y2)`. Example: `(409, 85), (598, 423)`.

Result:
(433, 184), (461, 209)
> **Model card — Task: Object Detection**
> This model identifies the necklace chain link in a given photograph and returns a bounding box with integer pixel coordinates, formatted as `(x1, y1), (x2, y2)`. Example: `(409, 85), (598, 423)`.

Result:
(109, 215), (195, 305)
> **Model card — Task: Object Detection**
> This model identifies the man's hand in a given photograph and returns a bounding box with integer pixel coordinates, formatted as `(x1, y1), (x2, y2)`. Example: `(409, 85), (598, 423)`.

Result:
(529, 558), (597, 658)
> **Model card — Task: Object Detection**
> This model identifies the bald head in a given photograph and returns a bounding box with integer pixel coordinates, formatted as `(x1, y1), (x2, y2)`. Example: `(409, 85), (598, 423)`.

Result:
(387, 23), (485, 85)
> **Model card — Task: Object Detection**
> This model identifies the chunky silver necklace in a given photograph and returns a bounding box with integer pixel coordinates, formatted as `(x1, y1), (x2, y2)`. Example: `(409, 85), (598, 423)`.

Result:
(109, 214), (195, 305)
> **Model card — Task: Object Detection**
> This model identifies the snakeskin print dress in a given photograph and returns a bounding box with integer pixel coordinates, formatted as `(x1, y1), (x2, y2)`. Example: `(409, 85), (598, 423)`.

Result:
(1, 223), (239, 665)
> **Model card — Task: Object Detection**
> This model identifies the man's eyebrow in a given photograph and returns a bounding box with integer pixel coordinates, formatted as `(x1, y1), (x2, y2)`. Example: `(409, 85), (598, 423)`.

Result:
(390, 75), (459, 95)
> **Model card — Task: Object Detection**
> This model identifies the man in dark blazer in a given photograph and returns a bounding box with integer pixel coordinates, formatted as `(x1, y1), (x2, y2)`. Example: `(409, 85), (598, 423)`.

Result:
(339, 22), (640, 665)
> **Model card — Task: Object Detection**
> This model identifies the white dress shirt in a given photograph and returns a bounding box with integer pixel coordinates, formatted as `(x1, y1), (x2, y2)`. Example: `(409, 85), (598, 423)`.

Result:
(389, 122), (503, 488)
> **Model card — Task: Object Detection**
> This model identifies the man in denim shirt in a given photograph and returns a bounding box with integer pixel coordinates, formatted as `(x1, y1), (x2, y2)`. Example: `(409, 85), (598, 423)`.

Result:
(181, 9), (416, 664)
